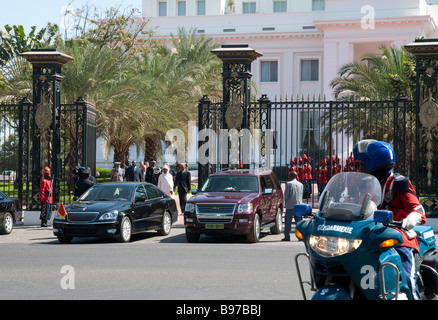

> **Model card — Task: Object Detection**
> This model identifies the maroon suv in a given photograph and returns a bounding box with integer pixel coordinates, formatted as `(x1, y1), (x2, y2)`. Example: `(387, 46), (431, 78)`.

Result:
(184, 168), (284, 243)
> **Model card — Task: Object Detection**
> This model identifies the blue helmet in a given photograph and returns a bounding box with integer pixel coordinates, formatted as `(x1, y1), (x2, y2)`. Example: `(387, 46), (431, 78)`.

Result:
(353, 140), (395, 173)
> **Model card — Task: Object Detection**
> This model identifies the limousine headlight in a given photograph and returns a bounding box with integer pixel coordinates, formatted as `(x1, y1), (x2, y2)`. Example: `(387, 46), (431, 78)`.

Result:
(99, 210), (119, 221)
(185, 203), (195, 213)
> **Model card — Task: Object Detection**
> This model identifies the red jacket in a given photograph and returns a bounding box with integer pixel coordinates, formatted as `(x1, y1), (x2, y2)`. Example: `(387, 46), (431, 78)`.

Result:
(305, 163), (312, 180)
(379, 172), (426, 252)
(39, 178), (53, 204)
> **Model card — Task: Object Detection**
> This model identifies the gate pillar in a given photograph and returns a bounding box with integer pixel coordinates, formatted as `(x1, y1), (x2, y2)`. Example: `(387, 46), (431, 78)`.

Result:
(404, 39), (438, 216)
(20, 49), (73, 208)
(211, 45), (262, 169)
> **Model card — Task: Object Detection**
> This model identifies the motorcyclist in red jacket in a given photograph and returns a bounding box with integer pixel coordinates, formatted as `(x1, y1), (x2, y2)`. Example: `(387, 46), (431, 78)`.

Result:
(353, 139), (426, 299)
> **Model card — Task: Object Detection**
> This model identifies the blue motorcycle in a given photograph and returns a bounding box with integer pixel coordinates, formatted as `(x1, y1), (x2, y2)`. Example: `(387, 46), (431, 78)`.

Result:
(294, 172), (438, 300)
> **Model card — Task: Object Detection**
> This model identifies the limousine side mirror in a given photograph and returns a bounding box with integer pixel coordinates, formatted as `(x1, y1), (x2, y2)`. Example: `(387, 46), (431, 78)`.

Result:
(191, 188), (198, 195)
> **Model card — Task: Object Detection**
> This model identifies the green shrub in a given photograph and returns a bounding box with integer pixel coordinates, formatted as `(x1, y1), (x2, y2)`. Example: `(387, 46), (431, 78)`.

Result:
(97, 167), (111, 179)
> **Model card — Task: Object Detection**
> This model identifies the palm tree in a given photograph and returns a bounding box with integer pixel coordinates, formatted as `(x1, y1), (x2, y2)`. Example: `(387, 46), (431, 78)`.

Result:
(327, 45), (416, 176)
(227, 0), (235, 13)
(0, 23), (60, 103)
(60, 41), (139, 164)
(0, 55), (32, 103)
(1, 22), (223, 167)
(137, 28), (221, 162)
(62, 41), (137, 103)
(330, 45), (415, 100)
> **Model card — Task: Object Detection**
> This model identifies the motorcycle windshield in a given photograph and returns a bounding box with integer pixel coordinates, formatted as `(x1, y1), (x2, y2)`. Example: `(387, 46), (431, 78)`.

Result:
(318, 172), (382, 221)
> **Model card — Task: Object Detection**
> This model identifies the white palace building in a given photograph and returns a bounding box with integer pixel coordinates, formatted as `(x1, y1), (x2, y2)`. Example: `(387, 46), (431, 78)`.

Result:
(127, 0), (438, 169)
(141, 0), (438, 99)
(101, 0), (438, 229)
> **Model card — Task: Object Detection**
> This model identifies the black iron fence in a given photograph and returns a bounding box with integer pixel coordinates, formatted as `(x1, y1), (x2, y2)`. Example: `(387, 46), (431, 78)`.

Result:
(0, 98), (96, 208)
(0, 102), (19, 197)
(198, 95), (438, 217)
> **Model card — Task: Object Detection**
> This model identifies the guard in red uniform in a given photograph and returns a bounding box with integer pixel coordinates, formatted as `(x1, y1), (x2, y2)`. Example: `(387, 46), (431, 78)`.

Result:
(302, 155), (312, 198)
(39, 166), (53, 227)
(354, 140), (426, 299)
(297, 156), (303, 182)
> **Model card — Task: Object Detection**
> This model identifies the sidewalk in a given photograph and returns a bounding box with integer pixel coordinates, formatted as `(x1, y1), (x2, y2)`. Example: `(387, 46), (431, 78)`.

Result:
(175, 213), (185, 226)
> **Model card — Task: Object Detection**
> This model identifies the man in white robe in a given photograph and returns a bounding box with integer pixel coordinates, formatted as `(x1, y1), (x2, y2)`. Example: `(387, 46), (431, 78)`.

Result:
(158, 165), (174, 198)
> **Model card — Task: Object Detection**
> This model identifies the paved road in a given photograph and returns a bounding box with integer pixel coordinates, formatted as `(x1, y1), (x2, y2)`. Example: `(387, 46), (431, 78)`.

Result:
(0, 223), (312, 301)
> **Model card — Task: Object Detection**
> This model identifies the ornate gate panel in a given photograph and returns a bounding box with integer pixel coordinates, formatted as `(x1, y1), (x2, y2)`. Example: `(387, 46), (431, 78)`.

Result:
(0, 100), (96, 207)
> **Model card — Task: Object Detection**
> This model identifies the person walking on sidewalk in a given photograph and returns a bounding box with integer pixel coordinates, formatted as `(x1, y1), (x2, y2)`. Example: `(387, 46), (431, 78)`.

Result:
(282, 171), (303, 241)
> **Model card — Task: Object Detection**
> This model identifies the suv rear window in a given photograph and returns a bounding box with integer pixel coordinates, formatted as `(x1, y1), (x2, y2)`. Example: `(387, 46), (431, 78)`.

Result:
(200, 175), (259, 193)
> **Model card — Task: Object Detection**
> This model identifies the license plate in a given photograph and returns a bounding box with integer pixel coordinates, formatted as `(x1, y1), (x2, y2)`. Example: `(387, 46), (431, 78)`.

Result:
(205, 224), (224, 229)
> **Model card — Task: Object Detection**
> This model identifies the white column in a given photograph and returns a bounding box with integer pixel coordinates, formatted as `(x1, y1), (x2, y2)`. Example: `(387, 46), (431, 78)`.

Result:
(322, 40), (337, 99)
(322, 40), (353, 99)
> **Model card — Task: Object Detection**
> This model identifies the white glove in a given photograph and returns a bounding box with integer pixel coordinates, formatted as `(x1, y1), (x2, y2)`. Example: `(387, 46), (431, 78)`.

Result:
(402, 212), (422, 230)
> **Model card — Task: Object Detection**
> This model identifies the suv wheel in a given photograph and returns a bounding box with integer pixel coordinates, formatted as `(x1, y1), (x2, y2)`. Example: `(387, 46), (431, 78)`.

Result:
(247, 214), (261, 243)
(186, 229), (200, 243)
(270, 207), (283, 234)
(57, 236), (73, 243)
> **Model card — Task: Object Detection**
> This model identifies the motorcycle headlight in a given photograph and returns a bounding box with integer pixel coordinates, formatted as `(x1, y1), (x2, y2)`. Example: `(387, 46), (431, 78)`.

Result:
(309, 235), (362, 257)
(98, 210), (119, 221)
(237, 203), (253, 213)
(185, 203), (195, 213)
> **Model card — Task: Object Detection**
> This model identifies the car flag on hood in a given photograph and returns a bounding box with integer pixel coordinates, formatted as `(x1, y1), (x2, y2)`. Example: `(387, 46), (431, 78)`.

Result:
(57, 202), (67, 219)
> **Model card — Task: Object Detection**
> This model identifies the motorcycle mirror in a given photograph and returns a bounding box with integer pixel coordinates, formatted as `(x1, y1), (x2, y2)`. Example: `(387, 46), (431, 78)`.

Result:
(373, 210), (394, 224)
(294, 204), (312, 216)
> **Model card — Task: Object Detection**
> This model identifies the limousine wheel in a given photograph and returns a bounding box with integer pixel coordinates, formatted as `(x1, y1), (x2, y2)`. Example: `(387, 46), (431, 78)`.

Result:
(0, 212), (13, 234)
(157, 211), (172, 236)
(118, 216), (132, 242)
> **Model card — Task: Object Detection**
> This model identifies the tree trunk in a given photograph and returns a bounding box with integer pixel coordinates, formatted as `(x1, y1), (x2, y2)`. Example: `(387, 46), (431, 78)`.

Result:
(144, 135), (159, 162)
(113, 150), (129, 165)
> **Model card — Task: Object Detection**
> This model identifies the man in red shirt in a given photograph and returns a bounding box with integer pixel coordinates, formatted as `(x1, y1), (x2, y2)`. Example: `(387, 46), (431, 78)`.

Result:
(39, 166), (53, 227)
(354, 140), (426, 299)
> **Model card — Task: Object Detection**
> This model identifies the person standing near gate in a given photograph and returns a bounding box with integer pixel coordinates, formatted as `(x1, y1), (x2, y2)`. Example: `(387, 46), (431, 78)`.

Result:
(158, 165), (174, 197)
(174, 163), (191, 214)
(39, 166), (53, 227)
(282, 170), (304, 241)
(111, 162), (124, 181)
(75, 167), (94, 198)
(126, 161), (143, 182)
(146, 160), (160, 185)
